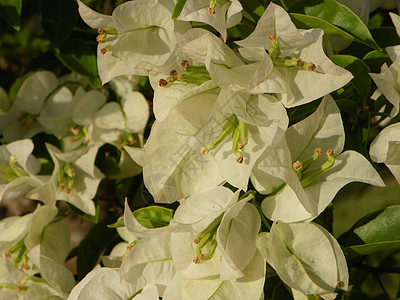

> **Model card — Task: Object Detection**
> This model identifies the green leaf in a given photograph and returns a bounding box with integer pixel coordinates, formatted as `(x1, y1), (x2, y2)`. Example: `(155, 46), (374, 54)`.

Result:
(330, 55), (371, 100)
(340, 206), (400, 258)
(40, 0), (78, 46)
(335, 98), (359, 119)
(346, 240), (400, 257)
(108, 205), (174, 229)
(107, 217), (124, 228)
(239, 0), (265, 23)
(363, 50), (391, 74)
(54, 37), (98, 77)
(171, 0), (187, 20)
(133, 206), (174, 229)
(276, 0), (300, 10)
(289, 0), (380, 50)
(77, 216), (119, 280)
(0, 0), (21, 30)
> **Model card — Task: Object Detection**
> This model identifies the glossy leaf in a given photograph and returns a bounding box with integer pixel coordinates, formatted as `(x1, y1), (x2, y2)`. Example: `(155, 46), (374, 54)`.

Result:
(289, 0), (380, 50)
(132, 206), (174, 229)
(339, 206), (400, 258)
(54, 37), (98, 77)
(40, 0), (78, 46)
(330, 55), (371, 99)
(108, 206), (174, 229)
(0, 0), (21, 30)
(363, 50), (391, 73)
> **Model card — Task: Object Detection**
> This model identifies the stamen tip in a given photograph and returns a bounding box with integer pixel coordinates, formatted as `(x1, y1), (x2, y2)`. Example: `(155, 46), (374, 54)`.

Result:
(314, 147), (322, 156)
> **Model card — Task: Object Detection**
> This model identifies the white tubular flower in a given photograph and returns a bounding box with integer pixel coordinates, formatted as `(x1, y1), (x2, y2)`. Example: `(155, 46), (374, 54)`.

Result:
(370, 122), (400, 185)
(177, 0), (243, 42)
(257, 222), (349, 299)
(163, 250), (265, 300)
(252, 95), (385, 222)
(235, 3), (353, 107)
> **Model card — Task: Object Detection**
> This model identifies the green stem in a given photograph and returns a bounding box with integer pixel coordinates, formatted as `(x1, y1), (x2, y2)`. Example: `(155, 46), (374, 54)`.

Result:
(252, 198), (270, 231)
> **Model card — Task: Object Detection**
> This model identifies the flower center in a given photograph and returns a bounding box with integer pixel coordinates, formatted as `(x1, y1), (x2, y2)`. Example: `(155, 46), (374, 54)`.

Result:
(201, 114), (250, 164)
(159, 60), (211, 87)
(268, 34), (317, 71)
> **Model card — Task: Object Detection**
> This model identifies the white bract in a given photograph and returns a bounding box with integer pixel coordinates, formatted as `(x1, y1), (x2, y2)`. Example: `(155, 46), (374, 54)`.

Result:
(0, 71), (57, 142)
(171, 187), (260, 281)
(68, 266), (159, 300)
(235, 3), (353, 107)
(149, 28), (237, 121)
(27, 144), (104, 215)
(370, 122), (400, 185)
(78, 0), (189, 84)
(119, 227), (175, 297)
(125, 88), (222, 203)
(190, 89), (288, 190)
(177, 0), (242, 42)
(257, 222), (349, 299)
(0, 139), (46, 201)
(163, 250), (265, 300)
(252, 95), (385, 222)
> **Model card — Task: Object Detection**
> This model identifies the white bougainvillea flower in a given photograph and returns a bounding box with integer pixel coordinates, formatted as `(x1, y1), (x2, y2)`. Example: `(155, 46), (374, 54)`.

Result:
(235, 3), (353, 107)
(37, 86), (85, 139)
(69, 266), (159, 300)
(370, 122), (400, 184)
(125, 89), (223, 203)
(163, 250), (265, 300)
(252, 95), (385, 222)
(257, 222), (349, 299)
(0, 71), (58, 142)
(91, 91), (149, 147)
(27, 221), (74, 298)
(171, 188), (260, 281)
(0, 252), (27, 298)
(177, 0), (242, 41)
(109, 74), (140, 96)
(149, 28), (240, 121)
(0, 139), (47, 201)
(187, 89), (288, 190)
(27, 144), (103, 215)
(370, 55), (400, 117)
(0, 218), (72, 299)
(78, 0), (190, 84)
(119, 227), (175, 297)
(0, 204), (58, 278)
